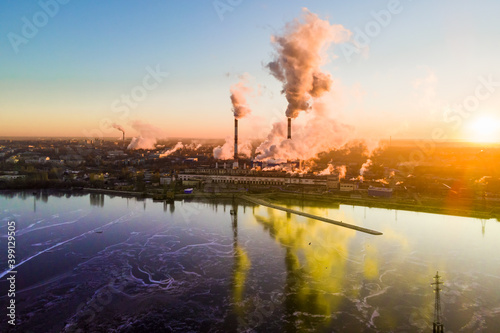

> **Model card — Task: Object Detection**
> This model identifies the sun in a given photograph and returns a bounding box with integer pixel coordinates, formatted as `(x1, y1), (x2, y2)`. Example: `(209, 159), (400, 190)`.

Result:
(465, 115), (500, 143)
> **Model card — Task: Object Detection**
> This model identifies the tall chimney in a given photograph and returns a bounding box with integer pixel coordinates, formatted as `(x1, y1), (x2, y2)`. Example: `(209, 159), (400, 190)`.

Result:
(233, 118), (239, 168)
(287, 117), (291, 139)
(123, 132), (125, 141)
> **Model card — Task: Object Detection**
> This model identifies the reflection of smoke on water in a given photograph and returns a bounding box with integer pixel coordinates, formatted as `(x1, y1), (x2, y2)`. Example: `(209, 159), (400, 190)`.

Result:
(252, 206), (357, 331)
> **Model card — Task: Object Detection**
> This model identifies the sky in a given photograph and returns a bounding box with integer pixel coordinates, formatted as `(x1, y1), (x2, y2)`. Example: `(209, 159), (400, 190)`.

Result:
(1, 0), (500, 143)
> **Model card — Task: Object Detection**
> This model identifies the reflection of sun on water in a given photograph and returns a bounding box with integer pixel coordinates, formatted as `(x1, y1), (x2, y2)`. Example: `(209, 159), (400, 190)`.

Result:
(465, 115), (500, 143)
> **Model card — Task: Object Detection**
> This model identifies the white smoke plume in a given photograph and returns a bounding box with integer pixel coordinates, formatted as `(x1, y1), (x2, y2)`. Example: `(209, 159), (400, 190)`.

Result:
(267, 8), (351, 118)
(160, 142), (183, 158)
(230, 75), (252, 119)
(360, 159), (372, 175)
(254, 101), (354, 161)
(318, 164), (346, 179)
(213, 136), (252, 160)
(261, 164), (311, 175)
(127, 120), (164, 150)
(186, 143), (202, 150)
(255, 10), (353, 162)
(112, 123), (125, 133)
(375, 178), (389, 185)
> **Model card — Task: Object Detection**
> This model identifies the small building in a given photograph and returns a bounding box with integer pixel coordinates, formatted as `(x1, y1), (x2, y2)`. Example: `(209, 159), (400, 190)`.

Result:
(327, 175), (340, 190)
(0, 175), (26, 181)
(107, 150), (127, 158)
(368, 186), (393, 198)
(340, 182), (358, 192)
(160, 177), (172, 185)
(182, 179), (201, 187)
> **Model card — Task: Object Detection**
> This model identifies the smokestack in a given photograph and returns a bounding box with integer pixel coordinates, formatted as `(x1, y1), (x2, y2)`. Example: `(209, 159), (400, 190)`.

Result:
(287, 117), (292, 139)
(123, 132), (125, 141)
(233, 118), (239, 168)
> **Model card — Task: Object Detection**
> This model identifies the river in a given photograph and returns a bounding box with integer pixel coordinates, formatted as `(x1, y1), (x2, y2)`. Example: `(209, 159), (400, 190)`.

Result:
(0, 192), (499, 332)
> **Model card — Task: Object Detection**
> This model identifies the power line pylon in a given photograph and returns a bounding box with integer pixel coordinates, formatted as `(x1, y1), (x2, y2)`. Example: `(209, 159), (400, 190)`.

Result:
(431, 271), (444, 333)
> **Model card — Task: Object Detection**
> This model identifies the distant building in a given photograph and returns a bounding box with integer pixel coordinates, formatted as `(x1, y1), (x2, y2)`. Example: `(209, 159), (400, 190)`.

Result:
(6, 156), (19, 163)
(368, 186), (393, 198)
(178, 174), (327, 186)
(107, 150), (127, 158)
(327, 175), (340, 190)
(0, 175), (26, 181)
(340, 183), (358, 192)
(160, 177), (172, 185)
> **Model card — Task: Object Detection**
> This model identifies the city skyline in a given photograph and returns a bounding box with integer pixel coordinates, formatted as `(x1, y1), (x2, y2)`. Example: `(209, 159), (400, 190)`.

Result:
(2, 0), (500, 144)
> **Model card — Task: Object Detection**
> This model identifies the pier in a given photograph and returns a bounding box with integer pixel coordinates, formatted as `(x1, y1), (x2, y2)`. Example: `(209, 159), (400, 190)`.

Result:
(240, 195), (383, 236)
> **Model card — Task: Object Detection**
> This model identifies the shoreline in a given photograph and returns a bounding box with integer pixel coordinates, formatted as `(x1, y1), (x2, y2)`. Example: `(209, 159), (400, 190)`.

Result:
(1, 188), (498, 221)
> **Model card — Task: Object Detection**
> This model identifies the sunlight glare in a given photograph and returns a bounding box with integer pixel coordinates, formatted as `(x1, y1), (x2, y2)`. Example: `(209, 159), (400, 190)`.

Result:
(466, 115), (500, 143)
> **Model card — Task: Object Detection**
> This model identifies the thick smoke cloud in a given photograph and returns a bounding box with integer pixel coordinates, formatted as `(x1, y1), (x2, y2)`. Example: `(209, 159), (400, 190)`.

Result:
(253, 9), (353, 162)
(230, 75), (252, 119)
(213, 136), (252, 160)
(318, 164), (346, 178)
(267, 8), (351, 118)
(255, 100), (354, 161)
(127, 120), (164, 150)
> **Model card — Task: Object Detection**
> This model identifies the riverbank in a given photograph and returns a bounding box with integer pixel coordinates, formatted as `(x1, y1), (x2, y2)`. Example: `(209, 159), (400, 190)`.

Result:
(83, 188), (499, 221)
(259, 192), (500, 221)
(3, 187), (498, 221)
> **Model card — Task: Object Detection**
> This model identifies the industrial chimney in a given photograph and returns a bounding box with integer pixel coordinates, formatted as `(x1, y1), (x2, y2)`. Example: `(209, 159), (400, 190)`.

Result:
(233, 118), (239, 169)
(122, 132), (125, 142)
(287, 117), (292, 139)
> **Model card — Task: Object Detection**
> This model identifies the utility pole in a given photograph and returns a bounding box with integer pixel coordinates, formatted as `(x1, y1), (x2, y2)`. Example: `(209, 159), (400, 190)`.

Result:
(432, 271), (444, 333)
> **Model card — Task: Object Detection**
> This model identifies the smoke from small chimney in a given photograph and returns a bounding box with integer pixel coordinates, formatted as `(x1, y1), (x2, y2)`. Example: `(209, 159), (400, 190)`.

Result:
(112, 123), (126, 141)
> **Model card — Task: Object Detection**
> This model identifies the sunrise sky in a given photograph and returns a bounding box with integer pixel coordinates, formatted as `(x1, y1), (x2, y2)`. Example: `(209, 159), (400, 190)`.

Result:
(1, 0), (500, 143)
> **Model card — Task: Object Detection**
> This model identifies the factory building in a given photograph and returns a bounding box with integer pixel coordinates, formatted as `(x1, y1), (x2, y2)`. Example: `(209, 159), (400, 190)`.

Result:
(178, 174), (327, 186)
(340, 183), (358, 192)
(368, 186), (393, 198)
(326, 175), (340, 190)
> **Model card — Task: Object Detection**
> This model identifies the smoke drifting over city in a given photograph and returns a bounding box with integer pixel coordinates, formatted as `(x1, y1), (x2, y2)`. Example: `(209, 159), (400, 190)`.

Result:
(267, 9), (351, 119)
(127, 120), (164, 150)
(112, 123), (125, 133)
(121, 10), (356, 166)
(254, 102), (354, 161)
(210, 9), (355, 164)
(160, 141), (183, 158)
(230, 75), (252, 119)
(121, 10), (355, 165)
(250, 10), (353, 162)
(213, 137), (252, 160)
(360, 159), (373, 175)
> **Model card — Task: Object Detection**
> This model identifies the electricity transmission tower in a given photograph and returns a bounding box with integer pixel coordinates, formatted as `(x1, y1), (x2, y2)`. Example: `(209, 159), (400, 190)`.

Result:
(431, 271), (444, 333)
